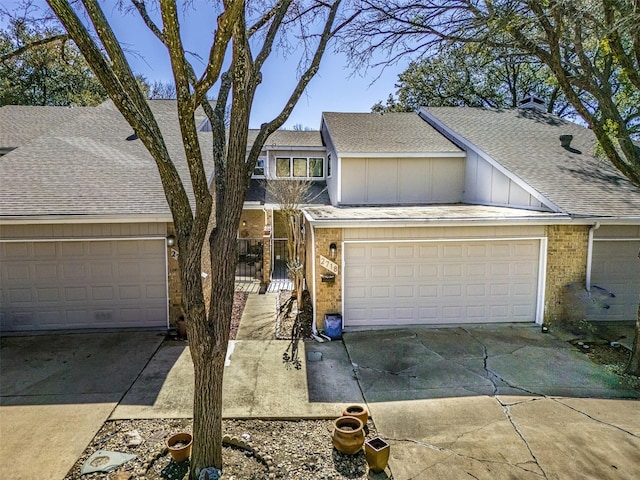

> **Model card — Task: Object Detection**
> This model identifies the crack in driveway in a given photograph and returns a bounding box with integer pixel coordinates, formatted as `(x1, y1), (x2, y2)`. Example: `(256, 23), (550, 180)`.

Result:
(385, 436), (547, 478)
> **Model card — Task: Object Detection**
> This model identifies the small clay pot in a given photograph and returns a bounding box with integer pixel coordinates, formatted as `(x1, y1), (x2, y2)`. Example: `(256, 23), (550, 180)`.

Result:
(342, 404), (369, 426)
(365, 437), (390, 473)
(167, 432), (192, 462)
(331, 416), (365, 455)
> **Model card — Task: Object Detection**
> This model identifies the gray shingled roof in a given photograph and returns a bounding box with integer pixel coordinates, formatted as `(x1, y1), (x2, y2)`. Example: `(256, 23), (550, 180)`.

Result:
(0, 106), (83, 147)
(0, 101), (213, 218)
(322, 112), (462, 154)
(424, 107), (640, 218)
(246, 129), (324, 148)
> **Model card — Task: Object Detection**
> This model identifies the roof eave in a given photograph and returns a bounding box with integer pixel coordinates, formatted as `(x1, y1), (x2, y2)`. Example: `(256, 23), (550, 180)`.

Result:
(0, 214), (173, 225)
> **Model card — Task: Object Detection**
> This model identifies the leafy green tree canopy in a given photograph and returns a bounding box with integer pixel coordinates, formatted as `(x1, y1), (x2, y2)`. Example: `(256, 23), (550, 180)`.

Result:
(1, 9), (106, 105)
(372, 43), (574, 117)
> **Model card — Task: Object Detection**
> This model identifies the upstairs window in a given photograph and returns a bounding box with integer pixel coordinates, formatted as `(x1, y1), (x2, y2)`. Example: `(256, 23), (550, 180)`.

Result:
(253, 156), (266, 177)
(276, 157), (291, 177)
(276, 156), (324, 178)
(309, 157), (323, 177)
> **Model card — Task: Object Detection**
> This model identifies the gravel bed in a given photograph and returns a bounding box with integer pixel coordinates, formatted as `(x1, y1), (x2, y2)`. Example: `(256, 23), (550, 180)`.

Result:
(64, 418), (380, 479)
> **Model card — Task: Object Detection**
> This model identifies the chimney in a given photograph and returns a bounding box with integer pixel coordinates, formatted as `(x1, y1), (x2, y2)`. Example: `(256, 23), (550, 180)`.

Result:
(517, 95), (546, 112)
(560, 134), (573, 148)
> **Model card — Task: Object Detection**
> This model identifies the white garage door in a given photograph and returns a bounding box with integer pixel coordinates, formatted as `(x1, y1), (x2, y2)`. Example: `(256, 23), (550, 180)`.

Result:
(590, 240), (640, 321)
(344, 240), (540, 327)
(0, 239), (168, 332)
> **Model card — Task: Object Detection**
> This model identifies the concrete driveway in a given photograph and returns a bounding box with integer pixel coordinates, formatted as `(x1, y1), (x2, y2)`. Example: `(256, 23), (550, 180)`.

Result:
(341, 325), (640, 479)
(0, 332), (164, 480)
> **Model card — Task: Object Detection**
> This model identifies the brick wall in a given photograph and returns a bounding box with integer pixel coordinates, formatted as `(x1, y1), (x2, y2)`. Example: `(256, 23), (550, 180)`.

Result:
(166, 223), (183, 326)
(544, 224), (589, 325)
(239, 210), (265, 239)
(313, 228), (342, 330)
(263, 209), (273, 284)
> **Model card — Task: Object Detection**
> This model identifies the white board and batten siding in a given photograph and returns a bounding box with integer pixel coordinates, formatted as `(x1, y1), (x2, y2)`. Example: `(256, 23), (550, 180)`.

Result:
(342, 226), (546, 328)
(590, 225), (640, 322)
(0, 223), (169, 332)
(339, 156), (465, 205)
(464, 150), (550, 210)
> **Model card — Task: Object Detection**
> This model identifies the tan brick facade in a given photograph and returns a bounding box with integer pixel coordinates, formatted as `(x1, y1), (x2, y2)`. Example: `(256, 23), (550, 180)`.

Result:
(239, 210), (265, 239)
(312, 228), (343, 331)
(544, 224), (589, 325)
(262, 209), (273, 284)
(166, 223), (183, 326)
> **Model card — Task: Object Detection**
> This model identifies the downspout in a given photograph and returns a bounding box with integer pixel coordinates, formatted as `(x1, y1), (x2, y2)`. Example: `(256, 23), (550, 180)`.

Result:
(309, 218), (318, 335)
(586, 222), (600, 293)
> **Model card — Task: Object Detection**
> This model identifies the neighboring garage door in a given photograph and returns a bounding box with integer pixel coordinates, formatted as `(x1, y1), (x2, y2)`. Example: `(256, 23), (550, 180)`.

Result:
(343, 240), (540, 328)
(0, 239), (168, 332)
(590, 240), (640, 321)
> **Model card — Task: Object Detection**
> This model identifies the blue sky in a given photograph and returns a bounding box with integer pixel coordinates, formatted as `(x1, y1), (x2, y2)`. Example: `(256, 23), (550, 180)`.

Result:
(92, 3), (406, 129)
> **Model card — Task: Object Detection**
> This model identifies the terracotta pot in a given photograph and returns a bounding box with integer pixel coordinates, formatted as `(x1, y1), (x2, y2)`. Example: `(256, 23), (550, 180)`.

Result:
(365, 437), (390, 473)
(342, 404), (368, 426)
(331, 416), (365, 455)
(176, 319), (187, 340)
(167, 432), (192, 462)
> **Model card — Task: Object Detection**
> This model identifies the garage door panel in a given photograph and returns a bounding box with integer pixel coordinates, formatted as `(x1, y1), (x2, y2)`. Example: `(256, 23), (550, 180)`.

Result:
(37, 288), (60, 302)
(419, 264), (438, 277)
(443, 245), (462, 257)
(1, 239), (167, 331)
(419, 285), (438, 297)
(467, 284), (486, 296)
(61, 242), (83, 256)
(344, 239), (539, 327)
(63, 263), (87, 280)
(65, 287), (87, 301)
(6, 263), (30, 281)
(34, 242), (56, 257)
(467, 264), (487, 276)
(35, 263), (58, 280)
(91, 263), (113, 280)
(490, 263), (510, 276)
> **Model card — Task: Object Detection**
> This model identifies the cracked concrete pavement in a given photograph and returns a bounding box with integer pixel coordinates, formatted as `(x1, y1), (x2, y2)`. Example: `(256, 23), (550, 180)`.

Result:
(341, 325), (640, 479)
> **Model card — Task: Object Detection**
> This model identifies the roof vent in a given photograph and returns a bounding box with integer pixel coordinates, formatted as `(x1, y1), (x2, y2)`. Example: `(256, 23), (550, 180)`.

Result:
(518, 95), (546, 112)
(560, 134), (573, 148)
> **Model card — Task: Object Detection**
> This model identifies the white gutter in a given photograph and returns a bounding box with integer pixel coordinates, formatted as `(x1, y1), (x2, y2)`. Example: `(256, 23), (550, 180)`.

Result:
(303, 215), (640, 229)
(586, 221), (601, 292)
(0, 214), (173, 225)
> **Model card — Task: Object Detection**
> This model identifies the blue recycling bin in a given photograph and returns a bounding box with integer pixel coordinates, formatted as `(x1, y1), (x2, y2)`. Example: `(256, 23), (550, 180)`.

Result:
(324, 313), (342, 340)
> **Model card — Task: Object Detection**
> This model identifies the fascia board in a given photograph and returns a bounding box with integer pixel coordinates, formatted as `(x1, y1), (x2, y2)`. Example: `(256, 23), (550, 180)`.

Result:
(0, 214), (172, 225)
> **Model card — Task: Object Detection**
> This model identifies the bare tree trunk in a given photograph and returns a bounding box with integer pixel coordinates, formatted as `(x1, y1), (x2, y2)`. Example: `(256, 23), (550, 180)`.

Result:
(624, 303), (640, 376)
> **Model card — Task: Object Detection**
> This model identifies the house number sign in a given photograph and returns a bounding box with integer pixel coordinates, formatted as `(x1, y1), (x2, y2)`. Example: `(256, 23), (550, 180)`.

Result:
(319, 255), (339, 274)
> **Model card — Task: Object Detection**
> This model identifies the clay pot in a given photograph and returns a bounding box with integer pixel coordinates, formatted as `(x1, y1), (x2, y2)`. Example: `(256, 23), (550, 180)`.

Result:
(176, 318), (187, 340)
(167, 432), (192, 462)
(342, 404), (369, 426)
(331, 416), (365, 455)
(365, 437), (390, 473)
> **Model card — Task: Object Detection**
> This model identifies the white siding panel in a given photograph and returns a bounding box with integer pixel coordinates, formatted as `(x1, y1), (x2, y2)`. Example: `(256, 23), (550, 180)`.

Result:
(344, 239), (540, 327)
